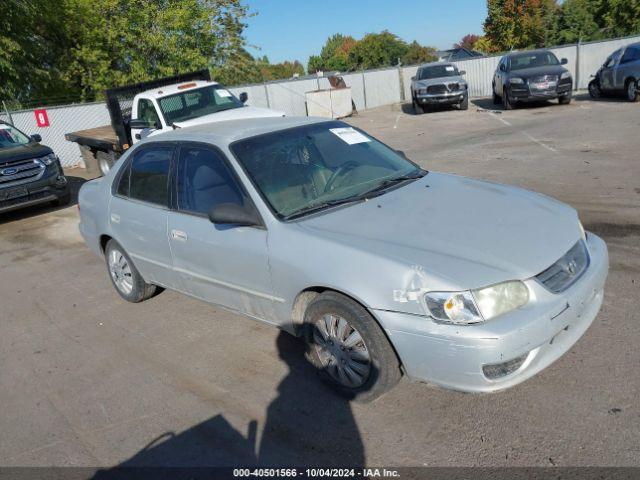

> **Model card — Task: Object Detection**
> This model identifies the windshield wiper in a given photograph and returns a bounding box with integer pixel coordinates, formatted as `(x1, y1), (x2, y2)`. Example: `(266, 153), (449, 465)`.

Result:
(357, 170), (427, 200)
(283, 196), (365, 221)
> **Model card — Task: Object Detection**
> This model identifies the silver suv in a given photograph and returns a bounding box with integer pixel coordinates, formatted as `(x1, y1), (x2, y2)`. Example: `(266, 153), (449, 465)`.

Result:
(589, 42), (640, 102)
(410, 62), (468, 113)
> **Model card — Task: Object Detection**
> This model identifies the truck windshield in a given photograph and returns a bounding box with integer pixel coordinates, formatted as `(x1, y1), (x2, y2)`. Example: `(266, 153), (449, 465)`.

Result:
(418, 65), (459, 79)
(158, 85), (244, 124)
(231, 121), (424, 220)
(510, 52), (559, 71)
(0, 124), (30, 148)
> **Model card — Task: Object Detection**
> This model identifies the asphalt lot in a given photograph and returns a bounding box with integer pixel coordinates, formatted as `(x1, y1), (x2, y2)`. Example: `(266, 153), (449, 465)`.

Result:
(1, 94), (638, 468)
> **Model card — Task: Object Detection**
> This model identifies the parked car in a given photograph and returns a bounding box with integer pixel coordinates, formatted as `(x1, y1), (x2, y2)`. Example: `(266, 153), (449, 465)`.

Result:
(65, 70), (284, 176)
(588, 42), (640, 102)
(78, 116), (608, 401)
(0, 121), (69, 214)
(410, 62), (469, 113)
(493, 50), (573, 109)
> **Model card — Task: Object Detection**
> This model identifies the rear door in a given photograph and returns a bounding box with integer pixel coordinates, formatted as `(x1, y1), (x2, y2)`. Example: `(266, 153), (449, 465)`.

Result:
(617, 45), (640, 89)
(167, 143), (276, 322)
(109, 143), (177, 288)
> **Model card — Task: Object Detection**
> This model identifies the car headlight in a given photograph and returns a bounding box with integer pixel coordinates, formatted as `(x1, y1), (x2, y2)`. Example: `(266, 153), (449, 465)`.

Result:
(424, 281), (529, 325)
(561, 71), (572, 80)
(510, 77), (525, 84)
(38, 153), (58, 166)
(418, 88), (427, 95)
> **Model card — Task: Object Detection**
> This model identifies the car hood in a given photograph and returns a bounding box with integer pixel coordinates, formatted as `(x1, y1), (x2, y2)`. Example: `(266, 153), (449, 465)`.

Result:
(0, 142), (52, 165)
(297, 173), (581, 290)
(413, 76), (466, 88)
(173, 106), (285, 129)
(510, 65), (568, 79)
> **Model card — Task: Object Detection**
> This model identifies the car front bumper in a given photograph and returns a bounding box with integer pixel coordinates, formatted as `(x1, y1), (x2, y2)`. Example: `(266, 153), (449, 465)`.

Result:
(416, 90), (467, 105)
(510, 80), (573, 101)
(374, 232), (608, 393)
(0, 162), (69, 214)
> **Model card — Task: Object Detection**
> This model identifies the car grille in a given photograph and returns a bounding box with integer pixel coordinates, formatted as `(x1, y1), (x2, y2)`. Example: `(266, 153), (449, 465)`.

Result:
(427, 85), (447, 94)
(0, 159), (45, 185)
(536, 240), (589, 293)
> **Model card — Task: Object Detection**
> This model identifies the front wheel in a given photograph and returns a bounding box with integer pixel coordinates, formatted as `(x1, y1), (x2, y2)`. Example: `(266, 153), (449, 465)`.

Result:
(105, 240), (157, 303)
(412, 97), (424, 114)
(459, 93), (469, 110)
(588, 79), (601, 99)
(559, 91), (572, 105)
(626, 79), (638, 102)
(502, 89), (513, 110)
(303, 292), (401, 402)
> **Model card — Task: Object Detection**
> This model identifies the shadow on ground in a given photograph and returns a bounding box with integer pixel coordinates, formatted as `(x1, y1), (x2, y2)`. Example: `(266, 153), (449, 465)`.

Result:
(0, 175), (86, 225)
(400, 102), (463, 115)
(92, 331), (369, 476)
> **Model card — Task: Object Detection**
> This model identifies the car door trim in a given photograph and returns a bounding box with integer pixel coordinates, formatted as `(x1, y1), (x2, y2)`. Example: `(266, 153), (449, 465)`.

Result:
(129, 252), (285, 303)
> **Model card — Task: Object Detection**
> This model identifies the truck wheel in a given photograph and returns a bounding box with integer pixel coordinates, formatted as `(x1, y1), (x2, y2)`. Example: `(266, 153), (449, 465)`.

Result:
(459, 93), (469, 110)
(96, 150), (117, 176)
(626, 79), (638, 102)
(588, 79), (601, 99)
(412, 97), (424, 114)
(502, 90), (513, 110)
(105, 239), (157, 303)
(302, 291), (402, 403)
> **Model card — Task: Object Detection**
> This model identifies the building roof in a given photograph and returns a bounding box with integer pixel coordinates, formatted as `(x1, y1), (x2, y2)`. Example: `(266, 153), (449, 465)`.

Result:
(436, 47), (484, 62)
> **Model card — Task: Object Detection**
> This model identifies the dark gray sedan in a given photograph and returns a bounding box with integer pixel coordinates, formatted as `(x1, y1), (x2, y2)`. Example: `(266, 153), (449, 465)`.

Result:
(492, 50), (573, 109)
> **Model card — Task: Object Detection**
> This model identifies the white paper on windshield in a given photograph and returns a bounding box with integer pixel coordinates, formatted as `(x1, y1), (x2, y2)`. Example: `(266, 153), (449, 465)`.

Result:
(445, 65), (455, 72)
(329, 127), (371, 145)
(217, 89), (233, 97)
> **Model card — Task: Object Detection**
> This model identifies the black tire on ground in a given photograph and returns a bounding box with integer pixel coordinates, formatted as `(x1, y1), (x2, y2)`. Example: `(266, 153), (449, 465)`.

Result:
(493, 87), (500, 104)
(459, 93), (469, 110)
(302, 291), (402, 403)
(502, 89), (513, 110)
(559, 91), (572, 105)
(51, 191), (71, 207)
(412, 97), (424, 114)
(625, 78), (639, 102)
(588, 79), (601, 99)
(104, 239), (157, 303)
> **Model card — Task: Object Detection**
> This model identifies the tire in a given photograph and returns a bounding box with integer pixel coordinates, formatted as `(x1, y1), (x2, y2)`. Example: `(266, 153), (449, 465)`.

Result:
(104, 239), (157, 303)
(302, 291), (402, 402)
(96, 150), (117, 176)
(412, 97), (424, 114)
(588, 79), (601, 99)
(625, 79), (638, 102)
(559, 91), (572, 105)
(459, 93), (469, 110)
(492, 87), (500, 105)
(502, 89), (513, 110)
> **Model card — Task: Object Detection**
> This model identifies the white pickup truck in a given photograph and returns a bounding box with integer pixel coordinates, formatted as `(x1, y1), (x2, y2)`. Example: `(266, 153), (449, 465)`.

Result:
(66, 70), (284, 175)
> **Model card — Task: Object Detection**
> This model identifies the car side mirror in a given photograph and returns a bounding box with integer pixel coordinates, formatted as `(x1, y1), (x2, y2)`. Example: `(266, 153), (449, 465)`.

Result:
(459, 70), (466, 75)
(208, 202), (262, 227)
(130, 118), (157, 129)
(30, 134), (42, 143)
(239, 92), (248, 103)
(561, 58), (568, 65)
(411, 76), (416, 81)
(395, 149), (408, 159)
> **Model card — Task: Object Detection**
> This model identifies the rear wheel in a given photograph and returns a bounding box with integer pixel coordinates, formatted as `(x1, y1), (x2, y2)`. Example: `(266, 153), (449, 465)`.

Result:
(588, 79), (602, 99)
(626, 79), (638, 102)
(105, 240), (157, 303)
(303, 292), (401, 402)
(96, 150), (117, 176)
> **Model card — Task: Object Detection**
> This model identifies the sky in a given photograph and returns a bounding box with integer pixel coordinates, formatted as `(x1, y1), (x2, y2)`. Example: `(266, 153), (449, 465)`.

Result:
(243, 0), (488, 66)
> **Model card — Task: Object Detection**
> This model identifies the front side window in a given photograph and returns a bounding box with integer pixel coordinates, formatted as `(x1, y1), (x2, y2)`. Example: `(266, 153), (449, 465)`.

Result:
(137, 99), (161, 127)
(509, 52), (559, 71)
(127, 146), (172, 206)
(621, 46), (640, 64)
(604, 49), (622, 68)
(176, 145), (244, 216)
(0, 124), (30, 149)
(159, 85), (244, 125)
(231, 121), (423, 220)
(418, 64), (459, 79)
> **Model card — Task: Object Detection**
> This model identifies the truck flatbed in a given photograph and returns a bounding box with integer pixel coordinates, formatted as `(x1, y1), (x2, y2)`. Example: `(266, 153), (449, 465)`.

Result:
(65, 125), (121, 152)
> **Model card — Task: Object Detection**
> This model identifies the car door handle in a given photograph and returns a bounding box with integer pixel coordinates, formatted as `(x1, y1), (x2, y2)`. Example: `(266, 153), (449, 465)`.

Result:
(110, 213), (120, 224)
(171, 229), (188, 242)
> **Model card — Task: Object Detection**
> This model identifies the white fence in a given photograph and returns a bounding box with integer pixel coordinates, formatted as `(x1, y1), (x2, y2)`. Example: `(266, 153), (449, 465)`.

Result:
(2, 34), (639, 168)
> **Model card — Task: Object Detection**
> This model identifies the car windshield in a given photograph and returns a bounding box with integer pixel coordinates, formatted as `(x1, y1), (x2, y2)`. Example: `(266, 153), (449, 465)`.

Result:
(418, 65), (459, 79)
(158, 85), (244, 124)
(0, 124), (31, 149)
(604, 49), (622, 68)
(509, 52), (560, 71)
(231, 121), (425, 220)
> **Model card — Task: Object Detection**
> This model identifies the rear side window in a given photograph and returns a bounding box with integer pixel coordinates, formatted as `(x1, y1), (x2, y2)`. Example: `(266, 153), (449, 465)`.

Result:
(128, 146), (173, 206)
(176, 145), (244, 216)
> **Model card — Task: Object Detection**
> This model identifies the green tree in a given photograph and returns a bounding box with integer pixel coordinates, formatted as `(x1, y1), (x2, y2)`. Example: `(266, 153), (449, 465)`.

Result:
(307, 33), (357, 72)
(551, 0), (602, 44)
(484, 0), (558, 51)
(594, 0), (640, 38)
(347, 31), (408, 69)
(401, 41), (437, 65)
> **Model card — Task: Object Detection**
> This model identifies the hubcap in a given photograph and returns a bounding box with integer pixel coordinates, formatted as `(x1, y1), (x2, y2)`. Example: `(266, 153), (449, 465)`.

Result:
(99, 157), (111, 175)
(312, 314), (371, 388)
(628, 82), (636, 100)
(109, 249), (133, 295)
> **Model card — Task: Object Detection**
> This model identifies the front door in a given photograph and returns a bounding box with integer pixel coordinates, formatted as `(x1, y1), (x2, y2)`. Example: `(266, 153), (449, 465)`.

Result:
(167, 143), (277, 322)
(109, 144), (177, 288)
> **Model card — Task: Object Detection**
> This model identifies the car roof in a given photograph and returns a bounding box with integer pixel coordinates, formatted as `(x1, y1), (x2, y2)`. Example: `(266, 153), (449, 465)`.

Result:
(418, 61), (455, 68)
(139, 80), (221, 99)
(139, 116), (334, 147)
(503, 49), (553, 57)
